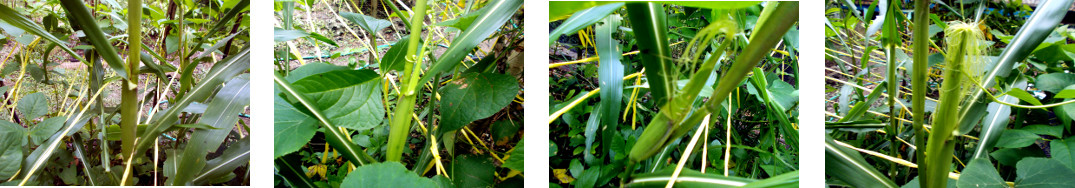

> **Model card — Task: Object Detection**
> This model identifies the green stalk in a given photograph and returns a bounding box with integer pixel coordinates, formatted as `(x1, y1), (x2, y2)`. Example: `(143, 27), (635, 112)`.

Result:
(628, 1), (799, 164)
(624, 2), (676, 107)
(386, 0), (427, 162)
(923, 24), (975, 188)
(911, 0), (929, 186)
(880, 0), (901, 177)
(120, 0), (142, 172)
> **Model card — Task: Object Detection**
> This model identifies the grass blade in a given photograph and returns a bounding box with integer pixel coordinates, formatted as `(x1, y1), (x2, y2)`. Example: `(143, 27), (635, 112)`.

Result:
(548, 3), (624, 45)
(0, 3), (84, 63)
(130, 48), (250, 165)
(191, 137), (250, 185)
(825, 134), (898, 188)
(624, 2), (675, 106)
(596, 14), (624, 161)
(58, 0), (129, 79)
(173, 76), (250, 185)
(416, 0), (523, 85)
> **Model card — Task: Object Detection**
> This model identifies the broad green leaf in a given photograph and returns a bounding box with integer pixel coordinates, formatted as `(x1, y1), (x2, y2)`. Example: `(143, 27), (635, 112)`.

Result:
(900, 176), (957, 188)
(491, 119), (520, 140)
(995, 129), (1040, 148)
(27, 117), (64, 145)
(1015, 158), (1075, 187)
(825, 135), (898, 188)
(991, 147), (1045, 166)
(450, 155), (496, 188)
(1055, 89), (1075, 98)
(274, 63), (346, 158)
(548, 3), (624, 45)
(17, 92), (48, 121)
(341, 162), (437, 187)
(20, 108), (95, 185)
(438, 73), (519, 133)
(380, 35), (418, 72)
(503, 139), (524, 172)
(573, 167), (600, 188)
(1059, 85), (1075, 120)
(957, 158), (1006, 188)
(339, 12), (391, 34)
(1022, 124), (1063, 138)
(273, 72), (377, 166)
(417, 0), (523, 85)
(273, 85), (317, 159)
(289, 69), (384, 130)
(1002, 88), (1042, 106)
(1051, 138), (1075, 170)
(0, 120), (23, 178)
(1035, 73), (1075, 93)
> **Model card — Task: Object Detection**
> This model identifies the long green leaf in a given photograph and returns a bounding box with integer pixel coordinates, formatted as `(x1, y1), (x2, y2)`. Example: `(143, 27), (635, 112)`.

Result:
(57, 0), (129, 79)
(824, 135), (898, 188)
(0, 3), (85, 63)
(130, 48), (250, 164)
(274, 155), (317, 188)
(596, 14), (625, 161)
(416, 0), (522, 85)
(547, 3), (624, 45)
(624, 2), (675, 106)
(190, 137), (250, 185)
(973, 78), (1026, 159)
(173, 75), (250, 185)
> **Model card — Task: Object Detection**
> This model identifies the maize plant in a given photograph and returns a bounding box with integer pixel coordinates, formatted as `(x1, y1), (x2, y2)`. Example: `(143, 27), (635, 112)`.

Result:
(273, 0), (524, 187)
(824, 0), (1075, 187)
(548, 1), (799, 187)
(0, 0), (250, 186)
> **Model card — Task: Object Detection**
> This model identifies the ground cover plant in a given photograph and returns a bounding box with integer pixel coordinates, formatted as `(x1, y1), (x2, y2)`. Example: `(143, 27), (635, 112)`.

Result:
(548, 1), (799, 187)
(272, 0), (524, 187)
(824, 0), (1075, 187)
(0, 0), (250, 186)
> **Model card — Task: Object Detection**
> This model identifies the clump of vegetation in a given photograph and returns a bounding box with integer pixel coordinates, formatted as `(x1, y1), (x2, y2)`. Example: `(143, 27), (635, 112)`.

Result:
(824, 0), (1075, 187)
(548, 2), (799, 187)
(272, 0), (524, 187)
(0, 0), (250, 186)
